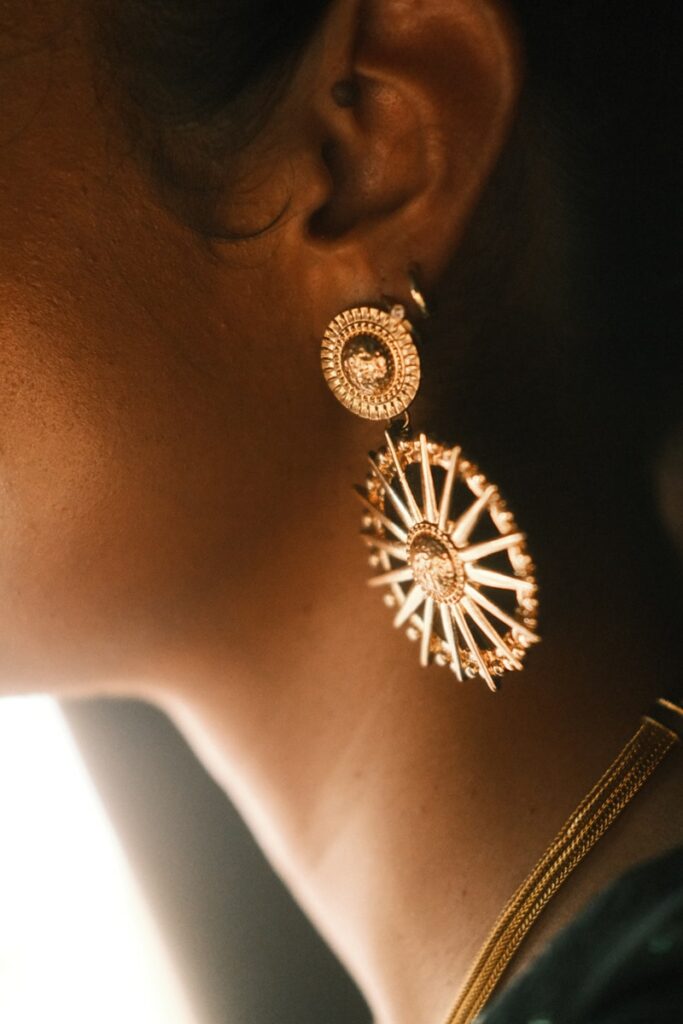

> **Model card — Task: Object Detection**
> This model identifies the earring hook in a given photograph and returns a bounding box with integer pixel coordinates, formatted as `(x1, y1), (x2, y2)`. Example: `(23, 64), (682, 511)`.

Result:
(408, 265), (430, 319)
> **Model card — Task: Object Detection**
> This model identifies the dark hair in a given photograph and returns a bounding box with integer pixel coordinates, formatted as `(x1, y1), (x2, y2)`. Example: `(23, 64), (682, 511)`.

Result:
(97, 0), (335, 236)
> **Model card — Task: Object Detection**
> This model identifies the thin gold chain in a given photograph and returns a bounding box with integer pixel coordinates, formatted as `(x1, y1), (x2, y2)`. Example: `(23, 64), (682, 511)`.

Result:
(443, 701), (682, 1024)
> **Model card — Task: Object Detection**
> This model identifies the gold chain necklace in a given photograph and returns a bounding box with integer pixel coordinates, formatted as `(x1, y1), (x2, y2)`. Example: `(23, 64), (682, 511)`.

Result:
(443, 695), (683, 1024)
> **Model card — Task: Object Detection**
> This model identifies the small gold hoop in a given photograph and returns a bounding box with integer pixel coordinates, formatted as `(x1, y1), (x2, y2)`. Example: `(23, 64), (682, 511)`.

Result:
(408, 266), (430, 319)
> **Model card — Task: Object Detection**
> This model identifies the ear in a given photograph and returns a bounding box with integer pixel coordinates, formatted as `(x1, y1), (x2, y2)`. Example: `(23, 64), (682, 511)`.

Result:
(269, 0), (521, 322)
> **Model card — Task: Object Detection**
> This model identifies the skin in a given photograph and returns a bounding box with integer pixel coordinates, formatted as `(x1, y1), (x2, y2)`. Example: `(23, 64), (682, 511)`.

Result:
(1, 2), (682, 1023)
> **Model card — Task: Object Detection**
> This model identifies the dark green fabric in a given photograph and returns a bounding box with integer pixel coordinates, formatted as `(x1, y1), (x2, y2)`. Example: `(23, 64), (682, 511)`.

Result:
(479, 844), (683, 1024)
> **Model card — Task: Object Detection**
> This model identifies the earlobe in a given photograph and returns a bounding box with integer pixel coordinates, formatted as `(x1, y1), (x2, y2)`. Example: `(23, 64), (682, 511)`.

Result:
(293, 0), (521, 300)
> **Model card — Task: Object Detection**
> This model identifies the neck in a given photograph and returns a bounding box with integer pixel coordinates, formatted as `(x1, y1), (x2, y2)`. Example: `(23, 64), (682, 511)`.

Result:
(153, 431), (683, 1024)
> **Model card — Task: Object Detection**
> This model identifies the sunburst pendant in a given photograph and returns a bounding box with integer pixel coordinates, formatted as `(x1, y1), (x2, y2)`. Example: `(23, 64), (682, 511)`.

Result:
(358, 432), (540, 690)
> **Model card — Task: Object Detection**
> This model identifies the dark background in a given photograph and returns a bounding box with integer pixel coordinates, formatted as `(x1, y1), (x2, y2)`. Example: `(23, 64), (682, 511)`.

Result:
(64, 699), (371, 1024)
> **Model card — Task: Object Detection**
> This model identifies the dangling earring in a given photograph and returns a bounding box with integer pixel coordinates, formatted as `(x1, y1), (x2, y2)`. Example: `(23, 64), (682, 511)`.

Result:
(320, 270), (540, 691)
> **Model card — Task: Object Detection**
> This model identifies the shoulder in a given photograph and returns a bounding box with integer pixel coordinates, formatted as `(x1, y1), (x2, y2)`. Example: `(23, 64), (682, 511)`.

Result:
(480, 844), (683, 1024)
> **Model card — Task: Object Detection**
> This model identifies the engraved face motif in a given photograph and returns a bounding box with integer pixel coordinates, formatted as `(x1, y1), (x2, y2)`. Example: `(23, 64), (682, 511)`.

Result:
(320, 306), (420, 420)
(341, 334), (394, 394)
(408, 526), (464, 603)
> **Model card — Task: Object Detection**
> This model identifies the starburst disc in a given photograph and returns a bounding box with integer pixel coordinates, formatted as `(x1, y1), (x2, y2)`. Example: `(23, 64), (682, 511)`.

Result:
(358, 432), (540, 691)
(321, 305), (421, 420)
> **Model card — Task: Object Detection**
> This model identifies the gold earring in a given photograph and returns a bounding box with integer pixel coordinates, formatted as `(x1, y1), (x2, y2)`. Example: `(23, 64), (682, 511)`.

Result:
(320, 272), (540, 691)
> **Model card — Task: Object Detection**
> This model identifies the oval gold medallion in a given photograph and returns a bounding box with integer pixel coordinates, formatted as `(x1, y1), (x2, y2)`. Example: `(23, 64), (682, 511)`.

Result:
(321, 305), (421, 420)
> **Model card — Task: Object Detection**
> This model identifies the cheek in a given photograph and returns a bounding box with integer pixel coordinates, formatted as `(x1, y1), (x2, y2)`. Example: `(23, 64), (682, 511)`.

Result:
(0, 357), (233, 689)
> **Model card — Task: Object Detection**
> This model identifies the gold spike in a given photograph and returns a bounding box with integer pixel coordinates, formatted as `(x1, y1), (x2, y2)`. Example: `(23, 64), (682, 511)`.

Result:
(384, 431), (423, 522)
(419, 433), (438, 523)
(451, 486), (496, 547)
(452, 605), (498, 692)
(461, 596), (523, 670)
(368, 456), (415, 530)
(465, 584), (540, 643)
(438, 446), (461, 531)
(459, 532), (525, 563)
(368, 567), (414, 588)
(440, 604), (464, 681)
(353, 487), (408, 543)
(362, 535), (408, 561)
(420, 597), (435, 667)
(466, 565), (535, 593)
(394, 582), (426, 628)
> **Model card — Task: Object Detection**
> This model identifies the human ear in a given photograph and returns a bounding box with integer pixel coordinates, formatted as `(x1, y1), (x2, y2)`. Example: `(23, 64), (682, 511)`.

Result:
(275, 0), (522, 314)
